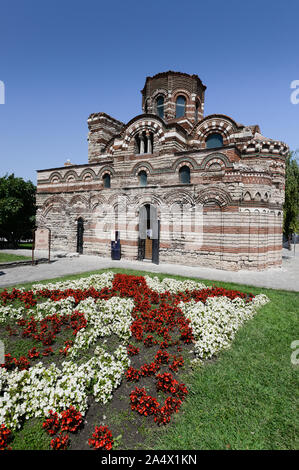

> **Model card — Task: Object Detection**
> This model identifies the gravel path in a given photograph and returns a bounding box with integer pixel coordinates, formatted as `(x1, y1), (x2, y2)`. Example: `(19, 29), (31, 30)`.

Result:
(0, 248), (298, 292)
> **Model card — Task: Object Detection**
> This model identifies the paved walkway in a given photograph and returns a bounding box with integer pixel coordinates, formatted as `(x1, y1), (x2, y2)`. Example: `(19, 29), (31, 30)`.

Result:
(0, 248), (298, 292)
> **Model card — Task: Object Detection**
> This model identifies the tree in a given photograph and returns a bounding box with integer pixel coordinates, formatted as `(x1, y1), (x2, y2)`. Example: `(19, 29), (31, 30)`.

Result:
(283, 150), (299, 249)
(0, 174), (36, 247)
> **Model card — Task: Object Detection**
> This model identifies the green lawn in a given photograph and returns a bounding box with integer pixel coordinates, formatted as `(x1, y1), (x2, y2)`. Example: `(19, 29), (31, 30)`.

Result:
(1, 268), (298, 450)
(0, 252), (31, 263)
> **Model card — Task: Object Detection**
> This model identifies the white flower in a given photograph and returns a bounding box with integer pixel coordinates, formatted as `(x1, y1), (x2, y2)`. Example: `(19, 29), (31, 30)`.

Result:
(144, 275), (207, 293)
(179, 294), (269, 360)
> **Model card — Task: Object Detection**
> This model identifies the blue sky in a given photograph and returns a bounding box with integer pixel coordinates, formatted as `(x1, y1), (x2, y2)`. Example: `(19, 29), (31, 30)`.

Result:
(0, 0), (298, 184)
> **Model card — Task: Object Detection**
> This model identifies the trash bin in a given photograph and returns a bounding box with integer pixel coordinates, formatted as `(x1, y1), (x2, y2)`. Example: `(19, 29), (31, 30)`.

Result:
(111, 239), (121, 260)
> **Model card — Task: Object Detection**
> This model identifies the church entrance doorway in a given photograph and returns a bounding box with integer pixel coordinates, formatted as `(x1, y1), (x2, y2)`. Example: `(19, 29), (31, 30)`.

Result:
(138, 204), (160, 264)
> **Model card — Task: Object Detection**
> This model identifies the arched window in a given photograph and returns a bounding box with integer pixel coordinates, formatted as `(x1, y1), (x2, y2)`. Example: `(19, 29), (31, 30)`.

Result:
(206, 133), (223, 149)
(138, 170), (147, 187)
(195, 101), (199, 122)
(179, 166), (190, 184)
(135, 131), (154, 154)
(176, 95), (186, 118)
(103, 173), (111, 188)
(156, 96), (164, 119)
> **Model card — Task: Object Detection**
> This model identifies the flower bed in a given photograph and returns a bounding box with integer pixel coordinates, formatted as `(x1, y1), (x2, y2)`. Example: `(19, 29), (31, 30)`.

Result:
(0, 272), (269, 450)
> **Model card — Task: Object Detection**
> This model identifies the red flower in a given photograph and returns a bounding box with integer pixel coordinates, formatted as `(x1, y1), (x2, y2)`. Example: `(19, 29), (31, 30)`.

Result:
(130, 321), (143, 341)
(127, 344), (140, 356)
(50, 433), (69, 450)
(43, 410), (60, 436)
(126, 367), (140, 382)
(0, 424), (12, 450)
(28, 347), (40, 359)
(169, 355), (184, 372)
(60, 406), (83, 433)
(154, 350), (170, 365)
(88, 426), (113, 450)
(154, 397), (182, 425)
(16, 356), (30, 370)
(156, 372), (188, 400)
(140, 362), (159, 377)
(130, 387), (160, 417)
(42, 347), (53, 356)
(59, 340), (73, 356)
(143, 335), (155, 347)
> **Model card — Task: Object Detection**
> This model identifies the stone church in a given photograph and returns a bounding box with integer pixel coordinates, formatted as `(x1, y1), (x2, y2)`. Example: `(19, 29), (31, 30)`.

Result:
(36, 71), (288, 270)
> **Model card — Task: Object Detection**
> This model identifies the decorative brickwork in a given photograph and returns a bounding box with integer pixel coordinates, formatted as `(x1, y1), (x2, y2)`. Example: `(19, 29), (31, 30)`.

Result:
(36, 71), (288, 270)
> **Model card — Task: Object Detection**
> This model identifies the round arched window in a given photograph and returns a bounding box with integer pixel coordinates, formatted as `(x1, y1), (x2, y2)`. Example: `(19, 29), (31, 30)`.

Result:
(206, 133), (223, 149)
(103, 173), (111, 188)
(179, 166), (190, 184)
(138, 170), (147, 187)
(195, 101), (199, 122)
(176, 95), (186, 118)
(156, 96), (164, 119)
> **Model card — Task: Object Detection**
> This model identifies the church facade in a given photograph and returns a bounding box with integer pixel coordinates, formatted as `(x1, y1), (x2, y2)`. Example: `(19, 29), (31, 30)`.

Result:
(36, 71), (288, 270)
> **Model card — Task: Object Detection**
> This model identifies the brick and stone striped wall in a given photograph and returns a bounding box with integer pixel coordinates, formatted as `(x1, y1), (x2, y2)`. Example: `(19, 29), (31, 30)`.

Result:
(36, 71), (288, 271)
